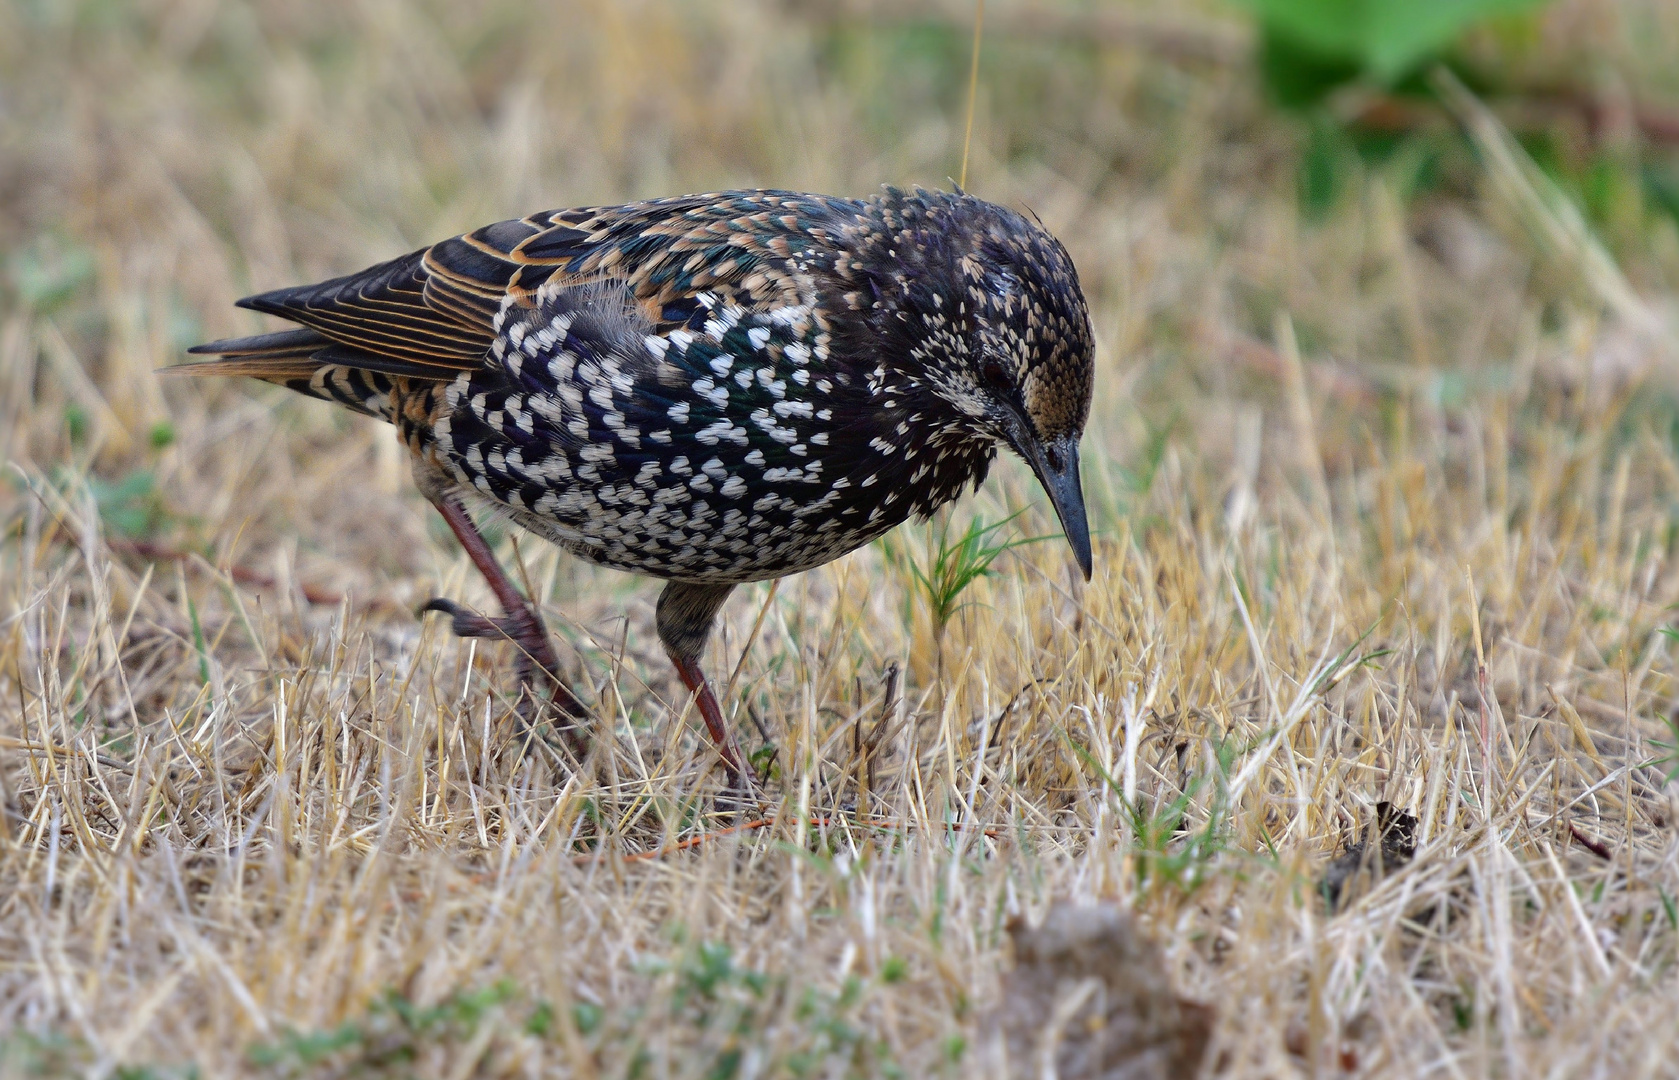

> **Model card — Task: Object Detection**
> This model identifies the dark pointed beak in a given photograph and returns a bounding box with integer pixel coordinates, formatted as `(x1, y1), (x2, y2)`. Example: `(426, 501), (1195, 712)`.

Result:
(1017, 431), (1092, 581)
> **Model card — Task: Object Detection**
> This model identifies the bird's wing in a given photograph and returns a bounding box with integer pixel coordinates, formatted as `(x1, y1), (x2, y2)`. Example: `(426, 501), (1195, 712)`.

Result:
(179, 211), (580, 379)
(175, 192), (859, 387)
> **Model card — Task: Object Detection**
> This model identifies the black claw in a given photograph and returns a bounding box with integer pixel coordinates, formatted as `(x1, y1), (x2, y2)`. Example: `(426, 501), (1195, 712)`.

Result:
(421, 596), (589, 730)
(421, 597), (520, 641)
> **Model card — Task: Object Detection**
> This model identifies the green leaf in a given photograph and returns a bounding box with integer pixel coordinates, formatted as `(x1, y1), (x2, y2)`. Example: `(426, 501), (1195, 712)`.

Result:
(571, 1000), (603, 1035)
(1363, 0), (1547, 80)
(1260, 27), (1361, 109)
(1237, 0), (1554, 103)
(1244, 0), (1368, 63)
(87, 469), (165, 538)
(1646, 165), (1679, 226)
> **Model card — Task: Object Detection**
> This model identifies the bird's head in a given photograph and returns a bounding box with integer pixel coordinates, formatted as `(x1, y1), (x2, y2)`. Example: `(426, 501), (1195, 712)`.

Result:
(849, 188), (1096, 579)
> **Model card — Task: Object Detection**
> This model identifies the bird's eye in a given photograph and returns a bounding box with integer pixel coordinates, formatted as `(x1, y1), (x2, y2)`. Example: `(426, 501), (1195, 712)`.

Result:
(981, 360), (1015, 392)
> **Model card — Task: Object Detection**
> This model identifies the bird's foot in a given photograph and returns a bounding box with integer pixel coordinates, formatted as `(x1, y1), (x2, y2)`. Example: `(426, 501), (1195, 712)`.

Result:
(422, 597), (538, 648)
(421, 597), (590, 757)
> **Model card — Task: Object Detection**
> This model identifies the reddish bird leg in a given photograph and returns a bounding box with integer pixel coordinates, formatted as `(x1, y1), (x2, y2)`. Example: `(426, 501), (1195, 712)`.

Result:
(656, 581), (759, 807)
(669, 651), (754, 797)
(422, 494), (588, 749)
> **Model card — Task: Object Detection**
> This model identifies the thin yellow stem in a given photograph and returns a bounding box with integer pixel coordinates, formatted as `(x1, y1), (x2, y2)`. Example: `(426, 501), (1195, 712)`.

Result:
(959, 0), (985, 190)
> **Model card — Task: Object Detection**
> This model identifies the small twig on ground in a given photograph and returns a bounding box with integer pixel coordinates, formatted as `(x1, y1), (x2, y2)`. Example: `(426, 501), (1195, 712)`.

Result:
(1567, 822), (1615, 861)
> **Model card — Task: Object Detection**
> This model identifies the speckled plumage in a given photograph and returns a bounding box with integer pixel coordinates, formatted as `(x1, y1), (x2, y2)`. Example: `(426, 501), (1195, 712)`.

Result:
(178, 186), (1095, 795)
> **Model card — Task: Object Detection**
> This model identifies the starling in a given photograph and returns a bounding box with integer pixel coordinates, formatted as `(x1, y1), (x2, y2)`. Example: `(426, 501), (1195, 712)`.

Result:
(174, 187), (1095, 795)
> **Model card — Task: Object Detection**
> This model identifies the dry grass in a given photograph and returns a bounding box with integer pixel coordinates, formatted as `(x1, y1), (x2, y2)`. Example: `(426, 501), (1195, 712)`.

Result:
(4, 0), (1679, 1075)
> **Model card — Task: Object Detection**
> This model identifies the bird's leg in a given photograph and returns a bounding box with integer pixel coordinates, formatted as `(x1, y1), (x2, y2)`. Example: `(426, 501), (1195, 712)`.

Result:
(656, 581), (757, 806)
(421, 493), (589, 742)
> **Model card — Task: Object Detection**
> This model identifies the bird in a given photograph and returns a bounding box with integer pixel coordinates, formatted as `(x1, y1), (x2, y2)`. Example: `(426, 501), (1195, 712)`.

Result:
(172, 186), (1095, 798)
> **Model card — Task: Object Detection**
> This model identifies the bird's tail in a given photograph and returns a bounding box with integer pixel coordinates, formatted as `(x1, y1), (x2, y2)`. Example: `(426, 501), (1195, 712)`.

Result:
(167, 328), (409, 421)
